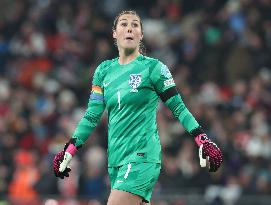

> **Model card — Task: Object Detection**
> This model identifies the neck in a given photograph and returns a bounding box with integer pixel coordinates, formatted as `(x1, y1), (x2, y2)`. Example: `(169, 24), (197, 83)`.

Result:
(118, 48), (140, 65)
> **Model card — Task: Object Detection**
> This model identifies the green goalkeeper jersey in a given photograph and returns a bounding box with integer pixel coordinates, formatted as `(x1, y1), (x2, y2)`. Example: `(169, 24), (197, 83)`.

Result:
(72, 54), (200, 167)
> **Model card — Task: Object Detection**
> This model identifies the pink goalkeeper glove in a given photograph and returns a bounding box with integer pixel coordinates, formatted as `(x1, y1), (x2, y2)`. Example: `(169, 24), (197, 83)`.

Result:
(194, 132), (223, 172)
(53, 139), (80, 179)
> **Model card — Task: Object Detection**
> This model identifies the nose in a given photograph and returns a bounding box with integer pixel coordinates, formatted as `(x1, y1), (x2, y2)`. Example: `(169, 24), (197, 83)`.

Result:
(127, 25), (132, 33)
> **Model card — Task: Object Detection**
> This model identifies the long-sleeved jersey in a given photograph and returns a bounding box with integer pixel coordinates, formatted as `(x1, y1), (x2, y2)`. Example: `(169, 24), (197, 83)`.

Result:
(72, 55), (200, 167)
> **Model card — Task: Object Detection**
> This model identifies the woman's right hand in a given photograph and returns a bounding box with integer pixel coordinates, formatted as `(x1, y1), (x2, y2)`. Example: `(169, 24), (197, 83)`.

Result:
(53, 139), (79, 179)
(53, 149), (72, 179)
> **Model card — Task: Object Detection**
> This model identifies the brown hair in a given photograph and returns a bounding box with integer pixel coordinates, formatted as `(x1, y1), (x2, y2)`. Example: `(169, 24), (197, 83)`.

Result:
(112, 10), (146, 54)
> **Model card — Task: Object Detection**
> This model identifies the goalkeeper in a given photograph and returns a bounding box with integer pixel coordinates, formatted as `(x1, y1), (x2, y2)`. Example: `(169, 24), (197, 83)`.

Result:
(53, 10), (223, 205)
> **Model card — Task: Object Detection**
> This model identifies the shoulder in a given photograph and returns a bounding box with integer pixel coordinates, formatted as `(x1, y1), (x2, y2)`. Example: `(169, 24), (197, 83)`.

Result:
(140, 55), (164, 74)
(140, 55), (161, 67)
(95, 58), (118, 75)
(97, 58), (117, 70)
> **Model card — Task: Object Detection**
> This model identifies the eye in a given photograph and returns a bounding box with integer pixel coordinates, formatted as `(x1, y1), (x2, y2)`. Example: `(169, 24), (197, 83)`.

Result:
(132, 22), (139, 28)
(120, 22), (127, 27)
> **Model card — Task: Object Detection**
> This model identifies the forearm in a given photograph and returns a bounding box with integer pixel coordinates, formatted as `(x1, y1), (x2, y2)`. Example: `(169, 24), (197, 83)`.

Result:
(72, 115), (97, 146)
(72, 101), (105, 146)
(164, 94), (200, 133)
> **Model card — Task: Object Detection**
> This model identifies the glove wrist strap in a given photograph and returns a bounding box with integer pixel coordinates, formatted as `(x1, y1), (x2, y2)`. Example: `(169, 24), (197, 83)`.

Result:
(194, 133), (210, 147)
(191, 127), (210, 147)
(66, 144), (77, 156)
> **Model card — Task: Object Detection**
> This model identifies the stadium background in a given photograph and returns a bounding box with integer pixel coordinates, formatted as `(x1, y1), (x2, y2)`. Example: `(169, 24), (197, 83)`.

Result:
(0, 0), (271, 204)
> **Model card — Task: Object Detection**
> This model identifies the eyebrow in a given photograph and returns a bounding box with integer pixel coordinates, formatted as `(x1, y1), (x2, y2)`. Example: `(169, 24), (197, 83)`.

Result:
(119, 19), (139, 22)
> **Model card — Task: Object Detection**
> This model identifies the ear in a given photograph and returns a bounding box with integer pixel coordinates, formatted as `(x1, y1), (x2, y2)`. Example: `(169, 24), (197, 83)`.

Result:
(140, 32), (143, 41)
(113, 30), (117, 39)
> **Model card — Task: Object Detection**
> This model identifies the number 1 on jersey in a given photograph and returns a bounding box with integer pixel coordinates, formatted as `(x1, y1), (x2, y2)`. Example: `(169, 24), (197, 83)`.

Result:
(117, 91), (121, 109)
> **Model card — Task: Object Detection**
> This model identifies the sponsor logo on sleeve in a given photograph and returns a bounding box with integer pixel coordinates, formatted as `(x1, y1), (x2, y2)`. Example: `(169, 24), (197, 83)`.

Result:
(164, 79), (175, 87)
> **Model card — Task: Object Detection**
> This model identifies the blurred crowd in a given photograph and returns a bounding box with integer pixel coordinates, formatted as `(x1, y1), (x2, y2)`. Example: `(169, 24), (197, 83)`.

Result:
(0, 0), (271, 205)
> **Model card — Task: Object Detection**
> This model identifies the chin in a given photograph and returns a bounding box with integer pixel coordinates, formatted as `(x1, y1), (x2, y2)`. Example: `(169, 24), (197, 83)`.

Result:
(121, 41), (137, 47)
(124, 47), (137, 54)
(123, 44), (137, 51)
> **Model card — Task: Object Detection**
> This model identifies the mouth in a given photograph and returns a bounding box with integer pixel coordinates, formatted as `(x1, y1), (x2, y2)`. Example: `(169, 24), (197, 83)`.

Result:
(125, 37), (134, 41)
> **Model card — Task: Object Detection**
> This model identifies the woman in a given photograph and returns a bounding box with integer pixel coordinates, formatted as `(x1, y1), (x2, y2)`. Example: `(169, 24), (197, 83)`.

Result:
(53, 10), (223, 205)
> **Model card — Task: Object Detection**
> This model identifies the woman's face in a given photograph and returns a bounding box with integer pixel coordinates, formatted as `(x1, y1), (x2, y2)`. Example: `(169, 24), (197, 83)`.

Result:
(113, 14), (143, 52)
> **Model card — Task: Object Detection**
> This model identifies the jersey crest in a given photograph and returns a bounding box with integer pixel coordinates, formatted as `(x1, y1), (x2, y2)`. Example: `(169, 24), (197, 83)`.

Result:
(129, 74), (142, 92)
